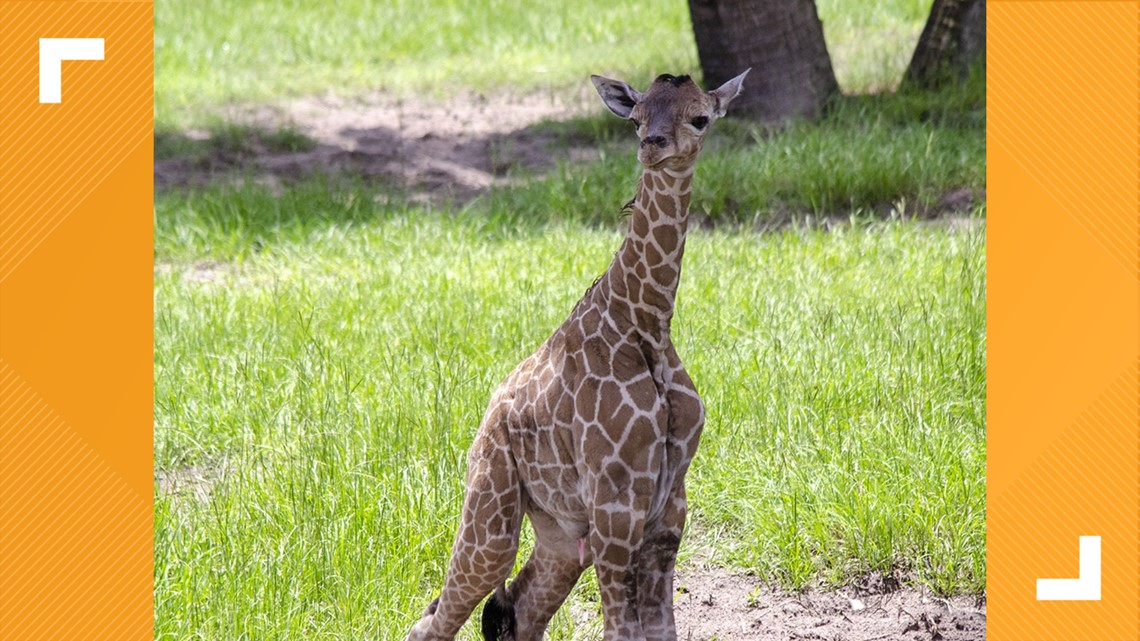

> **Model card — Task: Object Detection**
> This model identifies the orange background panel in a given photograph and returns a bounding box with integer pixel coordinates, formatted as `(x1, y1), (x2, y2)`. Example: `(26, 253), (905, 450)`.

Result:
(988, 1), (1139, 639)
(0, 2), (153, 640)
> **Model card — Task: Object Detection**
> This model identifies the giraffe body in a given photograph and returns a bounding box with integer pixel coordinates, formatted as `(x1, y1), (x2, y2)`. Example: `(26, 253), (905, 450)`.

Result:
(407, 69), (749, 641)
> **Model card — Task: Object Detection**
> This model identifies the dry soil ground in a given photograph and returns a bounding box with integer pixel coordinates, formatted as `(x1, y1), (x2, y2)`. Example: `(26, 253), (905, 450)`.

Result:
(670, 569), (984, 641)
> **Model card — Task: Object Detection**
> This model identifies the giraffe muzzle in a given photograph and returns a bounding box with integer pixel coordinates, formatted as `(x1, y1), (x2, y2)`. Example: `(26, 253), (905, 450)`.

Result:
(637, 133), (677, 167)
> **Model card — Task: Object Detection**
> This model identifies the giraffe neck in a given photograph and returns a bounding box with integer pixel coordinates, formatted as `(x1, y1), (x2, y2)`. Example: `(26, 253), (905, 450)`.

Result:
(595, 165), (694, 347)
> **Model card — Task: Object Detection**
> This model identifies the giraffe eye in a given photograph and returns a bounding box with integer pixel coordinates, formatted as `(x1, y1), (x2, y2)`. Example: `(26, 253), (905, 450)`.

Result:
(690, 116), (709, 130)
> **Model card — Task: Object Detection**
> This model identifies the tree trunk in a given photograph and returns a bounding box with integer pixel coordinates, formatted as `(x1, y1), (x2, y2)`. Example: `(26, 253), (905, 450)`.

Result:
(688, 0), (839, 122)
(904, 0), (986, 88)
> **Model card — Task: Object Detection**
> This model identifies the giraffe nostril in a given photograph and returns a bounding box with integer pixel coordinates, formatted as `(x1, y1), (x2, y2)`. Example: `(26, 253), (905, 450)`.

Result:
(641, 135), (668, 148)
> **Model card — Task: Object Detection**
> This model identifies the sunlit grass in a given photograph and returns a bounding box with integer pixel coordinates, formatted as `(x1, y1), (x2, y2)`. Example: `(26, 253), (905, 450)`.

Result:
(155, 0), (935, 128)
(155, 0), (698, 128)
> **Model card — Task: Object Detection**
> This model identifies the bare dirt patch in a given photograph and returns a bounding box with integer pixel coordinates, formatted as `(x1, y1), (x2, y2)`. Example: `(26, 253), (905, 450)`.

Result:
(156, 464), (228, 504)
(672, 568), (985, 641)
(155, 90), (601, 203)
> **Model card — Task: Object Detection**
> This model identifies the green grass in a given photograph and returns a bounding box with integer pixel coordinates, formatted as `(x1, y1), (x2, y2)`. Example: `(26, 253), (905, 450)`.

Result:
(155, 121), (315, 163)
(155, 178), (985, 639)
(155, 0), (698, 128)
(156, 0), (933, 129)
(816, 0), (932, 91)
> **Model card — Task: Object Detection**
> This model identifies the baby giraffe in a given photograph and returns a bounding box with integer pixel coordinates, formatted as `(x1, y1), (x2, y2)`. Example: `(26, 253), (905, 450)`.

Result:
(407, 69), (749, 641)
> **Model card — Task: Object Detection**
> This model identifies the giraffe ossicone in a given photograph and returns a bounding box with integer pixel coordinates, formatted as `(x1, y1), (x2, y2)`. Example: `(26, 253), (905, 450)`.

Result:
(407, 69), (749, 641)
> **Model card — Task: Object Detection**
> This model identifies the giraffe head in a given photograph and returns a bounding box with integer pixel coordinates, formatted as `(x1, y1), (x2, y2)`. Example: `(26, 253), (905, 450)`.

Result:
(591, 69), (749, 170)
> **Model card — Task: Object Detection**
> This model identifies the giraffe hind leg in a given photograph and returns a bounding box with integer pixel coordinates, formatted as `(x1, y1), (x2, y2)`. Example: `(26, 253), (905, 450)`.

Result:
(408, 419), (523, 641)
(484, 515), (585, 641)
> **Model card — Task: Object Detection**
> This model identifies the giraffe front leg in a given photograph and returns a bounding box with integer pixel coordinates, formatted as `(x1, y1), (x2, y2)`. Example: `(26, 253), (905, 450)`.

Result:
(636, 482), (687, 641)
(590, 504), (649, 641)
(408, 423), (522, 641)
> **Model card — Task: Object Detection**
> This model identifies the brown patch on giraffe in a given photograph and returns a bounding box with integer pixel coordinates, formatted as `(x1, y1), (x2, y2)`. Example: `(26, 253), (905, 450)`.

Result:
(575, 379), (600, 423)
(644, 240), (663, 266)
(554, 377), (578, 414)
(651, 263), (678, 287)
(580, 308), (602, 335)
(678, 191), (692, 213)
(644, 202), (662, 223)
(583, 335), (612, 377)
(628, 381), (658, 412)
(623, 272), (643, 304)
(631, 212), (650, 237)
(611, 511), (635, 545)
(540, 466), (561, 488)
(585, 425), (617, 459)
(602, 542), (632, 569)
(653, 224), (678, 255)
(606, 296), (633, 328)
(600, 400), (635, 431)
(597, 379), (623, 411)
(618, 417), (657, 464)
(603, 461), (633, 492)
(655, 192), (676, 217)
(611, 343), (646, 380)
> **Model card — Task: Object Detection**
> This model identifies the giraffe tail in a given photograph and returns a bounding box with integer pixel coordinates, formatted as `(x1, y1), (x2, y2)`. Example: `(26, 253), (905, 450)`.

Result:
(480, 584), (516, 641)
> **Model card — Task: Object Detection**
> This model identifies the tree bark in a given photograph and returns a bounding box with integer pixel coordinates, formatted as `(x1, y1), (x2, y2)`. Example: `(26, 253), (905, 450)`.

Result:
(688, 0), (839, 122)
(904, 0), (985, 88)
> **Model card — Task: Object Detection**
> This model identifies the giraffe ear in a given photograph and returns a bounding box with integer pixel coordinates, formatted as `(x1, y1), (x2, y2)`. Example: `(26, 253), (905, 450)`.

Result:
(709, 68), (750, 118)
(591, 75), (642, 119)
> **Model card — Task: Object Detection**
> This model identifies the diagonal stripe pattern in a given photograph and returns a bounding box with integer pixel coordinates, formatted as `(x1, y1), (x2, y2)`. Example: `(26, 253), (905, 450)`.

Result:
(0, 1), (152, 283)
(989, 363), (1140, 638)
(0, 2), (154, 639)
(0, 361), (152, 640)
(987, 1), (1140, 639)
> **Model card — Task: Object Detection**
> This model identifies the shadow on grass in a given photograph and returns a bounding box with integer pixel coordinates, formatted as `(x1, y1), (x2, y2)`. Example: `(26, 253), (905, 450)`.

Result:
(154, 94), (604, 203)
(156, 122), (317, 163)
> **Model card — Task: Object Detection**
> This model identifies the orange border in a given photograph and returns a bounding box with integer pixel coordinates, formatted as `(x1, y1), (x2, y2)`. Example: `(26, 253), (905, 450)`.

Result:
(988, 1), (1139, 638)
(1, 0), (1139, 638)
(0, 2), (153, 639)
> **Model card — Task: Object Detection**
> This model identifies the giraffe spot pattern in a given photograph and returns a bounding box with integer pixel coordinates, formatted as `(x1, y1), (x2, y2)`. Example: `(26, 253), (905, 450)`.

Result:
(407, 64), (738, 641)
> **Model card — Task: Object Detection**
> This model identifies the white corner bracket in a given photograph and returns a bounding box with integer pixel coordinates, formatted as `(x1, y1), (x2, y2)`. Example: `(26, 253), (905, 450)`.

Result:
(1036, 536), (1101, 601)
(39, 38), (104, 104)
